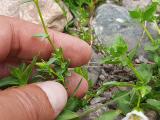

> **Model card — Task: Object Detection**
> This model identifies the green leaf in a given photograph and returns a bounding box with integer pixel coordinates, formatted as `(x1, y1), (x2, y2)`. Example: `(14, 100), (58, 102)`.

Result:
(57, 110), (79, 120)
(142, 2), (158, 22)
(152, 0), (160, 3)
(154, 55), (160, 64)
(74, 67), (88, 80)
(0, 77), (19, 88)
(103, 81), (134, 87)
(101, 36), (128, 65)
(65, 97), (82, 111)
(144, 44), (159, 51)
(20, 0), (33, 4)
(114, 91), (131, 114)
(147, 99), (160, 110)
(129, 2), (158, 22)
(36, 48), (69, 84)
(33, 33), (49, 39)
(129, 8), (142, 20)
(137, 64), (152, 84)
(96, 110), (120, 120)
(138, 86), (152, 98)
(128, 47), (137, 60)
(10, 57), (37, 86)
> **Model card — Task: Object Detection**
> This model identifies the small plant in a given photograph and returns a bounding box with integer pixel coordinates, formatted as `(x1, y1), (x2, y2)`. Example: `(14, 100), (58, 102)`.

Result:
(0, 0), (160, 120)
(30, 0), (70, 85)
(0, 0), (70, 86)
(61, 0), (105, 43)
(95, 1), (160, 119)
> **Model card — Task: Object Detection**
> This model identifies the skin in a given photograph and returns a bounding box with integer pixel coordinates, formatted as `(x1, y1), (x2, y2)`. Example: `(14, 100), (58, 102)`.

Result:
(0, 16), (92, 119)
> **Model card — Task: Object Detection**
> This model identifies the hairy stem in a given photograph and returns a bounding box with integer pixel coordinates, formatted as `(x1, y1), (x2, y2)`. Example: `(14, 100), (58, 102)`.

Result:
(34, 0), (56, 50)
(141, 23), (155, 45)
(125, 56), (144, 83)
(136, 93), (141, 109)
(154, 20), (160, 35)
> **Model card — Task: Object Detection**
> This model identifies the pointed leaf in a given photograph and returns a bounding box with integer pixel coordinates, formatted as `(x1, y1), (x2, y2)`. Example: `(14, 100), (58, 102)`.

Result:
(147, 99), (160, 110)
(33, 33), (49, 39)
(96, 110), (120, 120)
(57, 110), (79, 120)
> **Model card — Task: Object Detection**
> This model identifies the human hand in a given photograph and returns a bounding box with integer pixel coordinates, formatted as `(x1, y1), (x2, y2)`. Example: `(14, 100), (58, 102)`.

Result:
(0, 16), (92, 120)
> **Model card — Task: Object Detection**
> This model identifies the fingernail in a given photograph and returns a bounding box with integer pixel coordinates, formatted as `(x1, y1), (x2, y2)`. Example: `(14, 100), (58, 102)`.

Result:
(36, 81), (68, 118)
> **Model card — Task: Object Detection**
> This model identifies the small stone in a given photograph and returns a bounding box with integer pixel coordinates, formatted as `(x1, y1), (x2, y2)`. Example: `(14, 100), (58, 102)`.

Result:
(102, 91), (112, 100)
(99, 74), (106, 81)
(88, 50), (102, 84)
(90, 97), (106, 105)
(138, 55), (148, 63)
(135, 58), (141, 64)
(83, 103), (109, 120)
(118, 86), (130, 91)
(146, 110), (158, 120)
(0, 0), (72, 31)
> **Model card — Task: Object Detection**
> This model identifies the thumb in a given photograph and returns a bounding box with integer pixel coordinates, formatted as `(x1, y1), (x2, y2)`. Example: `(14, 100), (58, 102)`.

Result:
(0, 81), (68, 120)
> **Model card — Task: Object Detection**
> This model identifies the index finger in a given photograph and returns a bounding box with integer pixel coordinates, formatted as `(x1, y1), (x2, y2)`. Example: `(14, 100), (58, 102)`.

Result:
(0, 16), (92, 67)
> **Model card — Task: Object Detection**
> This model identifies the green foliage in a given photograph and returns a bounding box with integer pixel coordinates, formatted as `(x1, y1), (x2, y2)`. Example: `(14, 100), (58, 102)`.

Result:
(62, 0), (101, 42)
(101, 36), (128, 65)
(96, 110), (121, 120)
(114, 91), (131, 114)
(101, 32), (160, 115)
(137, 64), (152, 84)
(57, 110), (79, 120)
(0, 57), (37, 88)
(36, 48), (70, 84)
(129, 2), (158, 22)
(146, 99), (160, 111)
(74, 67), (88, 80)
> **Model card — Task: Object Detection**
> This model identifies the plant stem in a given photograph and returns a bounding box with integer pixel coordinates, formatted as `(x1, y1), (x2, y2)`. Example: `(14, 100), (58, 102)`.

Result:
(136, 92), (141, 110)
(125, 56), (144, 83)
(141, 23), (155, 45)
(154, 20), (160, 35)
(70, 78), (83, 97)
(34, 0), (56, 50)
(78, 91), (130, 118)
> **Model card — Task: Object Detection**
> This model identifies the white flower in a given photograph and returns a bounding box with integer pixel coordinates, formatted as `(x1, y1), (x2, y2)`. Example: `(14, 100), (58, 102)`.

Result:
(122, 110), (149, 120)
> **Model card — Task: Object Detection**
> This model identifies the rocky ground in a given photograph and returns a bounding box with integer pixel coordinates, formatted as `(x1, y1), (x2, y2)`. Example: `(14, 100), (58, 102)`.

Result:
(86, 0), (159, 120)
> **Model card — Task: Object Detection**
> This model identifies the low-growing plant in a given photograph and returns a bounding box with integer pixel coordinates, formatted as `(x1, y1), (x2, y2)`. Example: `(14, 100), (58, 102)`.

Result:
(0, 0), (160, 120)
(96, 1), (160, 119)
(61, 0), (105, 42)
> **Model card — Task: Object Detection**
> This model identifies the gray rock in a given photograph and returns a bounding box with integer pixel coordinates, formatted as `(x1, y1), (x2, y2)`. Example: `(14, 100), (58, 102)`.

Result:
(92, 4), (158, 56)
(82, 103), (109, 120)
(122, 0), (151, 10)
(0, 0), (72, 31)
(90, 97), (106, 105)
(99, 74), (105, 81)
(88, 50), (102, 84)
(102, 91), (112, 100)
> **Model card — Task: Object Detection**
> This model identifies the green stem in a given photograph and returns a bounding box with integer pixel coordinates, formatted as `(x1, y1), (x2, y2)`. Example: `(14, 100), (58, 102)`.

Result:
(34, 0), (56, 50)
(70, 78), (83, 97)
(125, 56), (144, 83)
(141, 23), (155, 45)
(78, 91), (130, 118)
(136, 92), (141, 110)
(154, 20), (160, 35)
